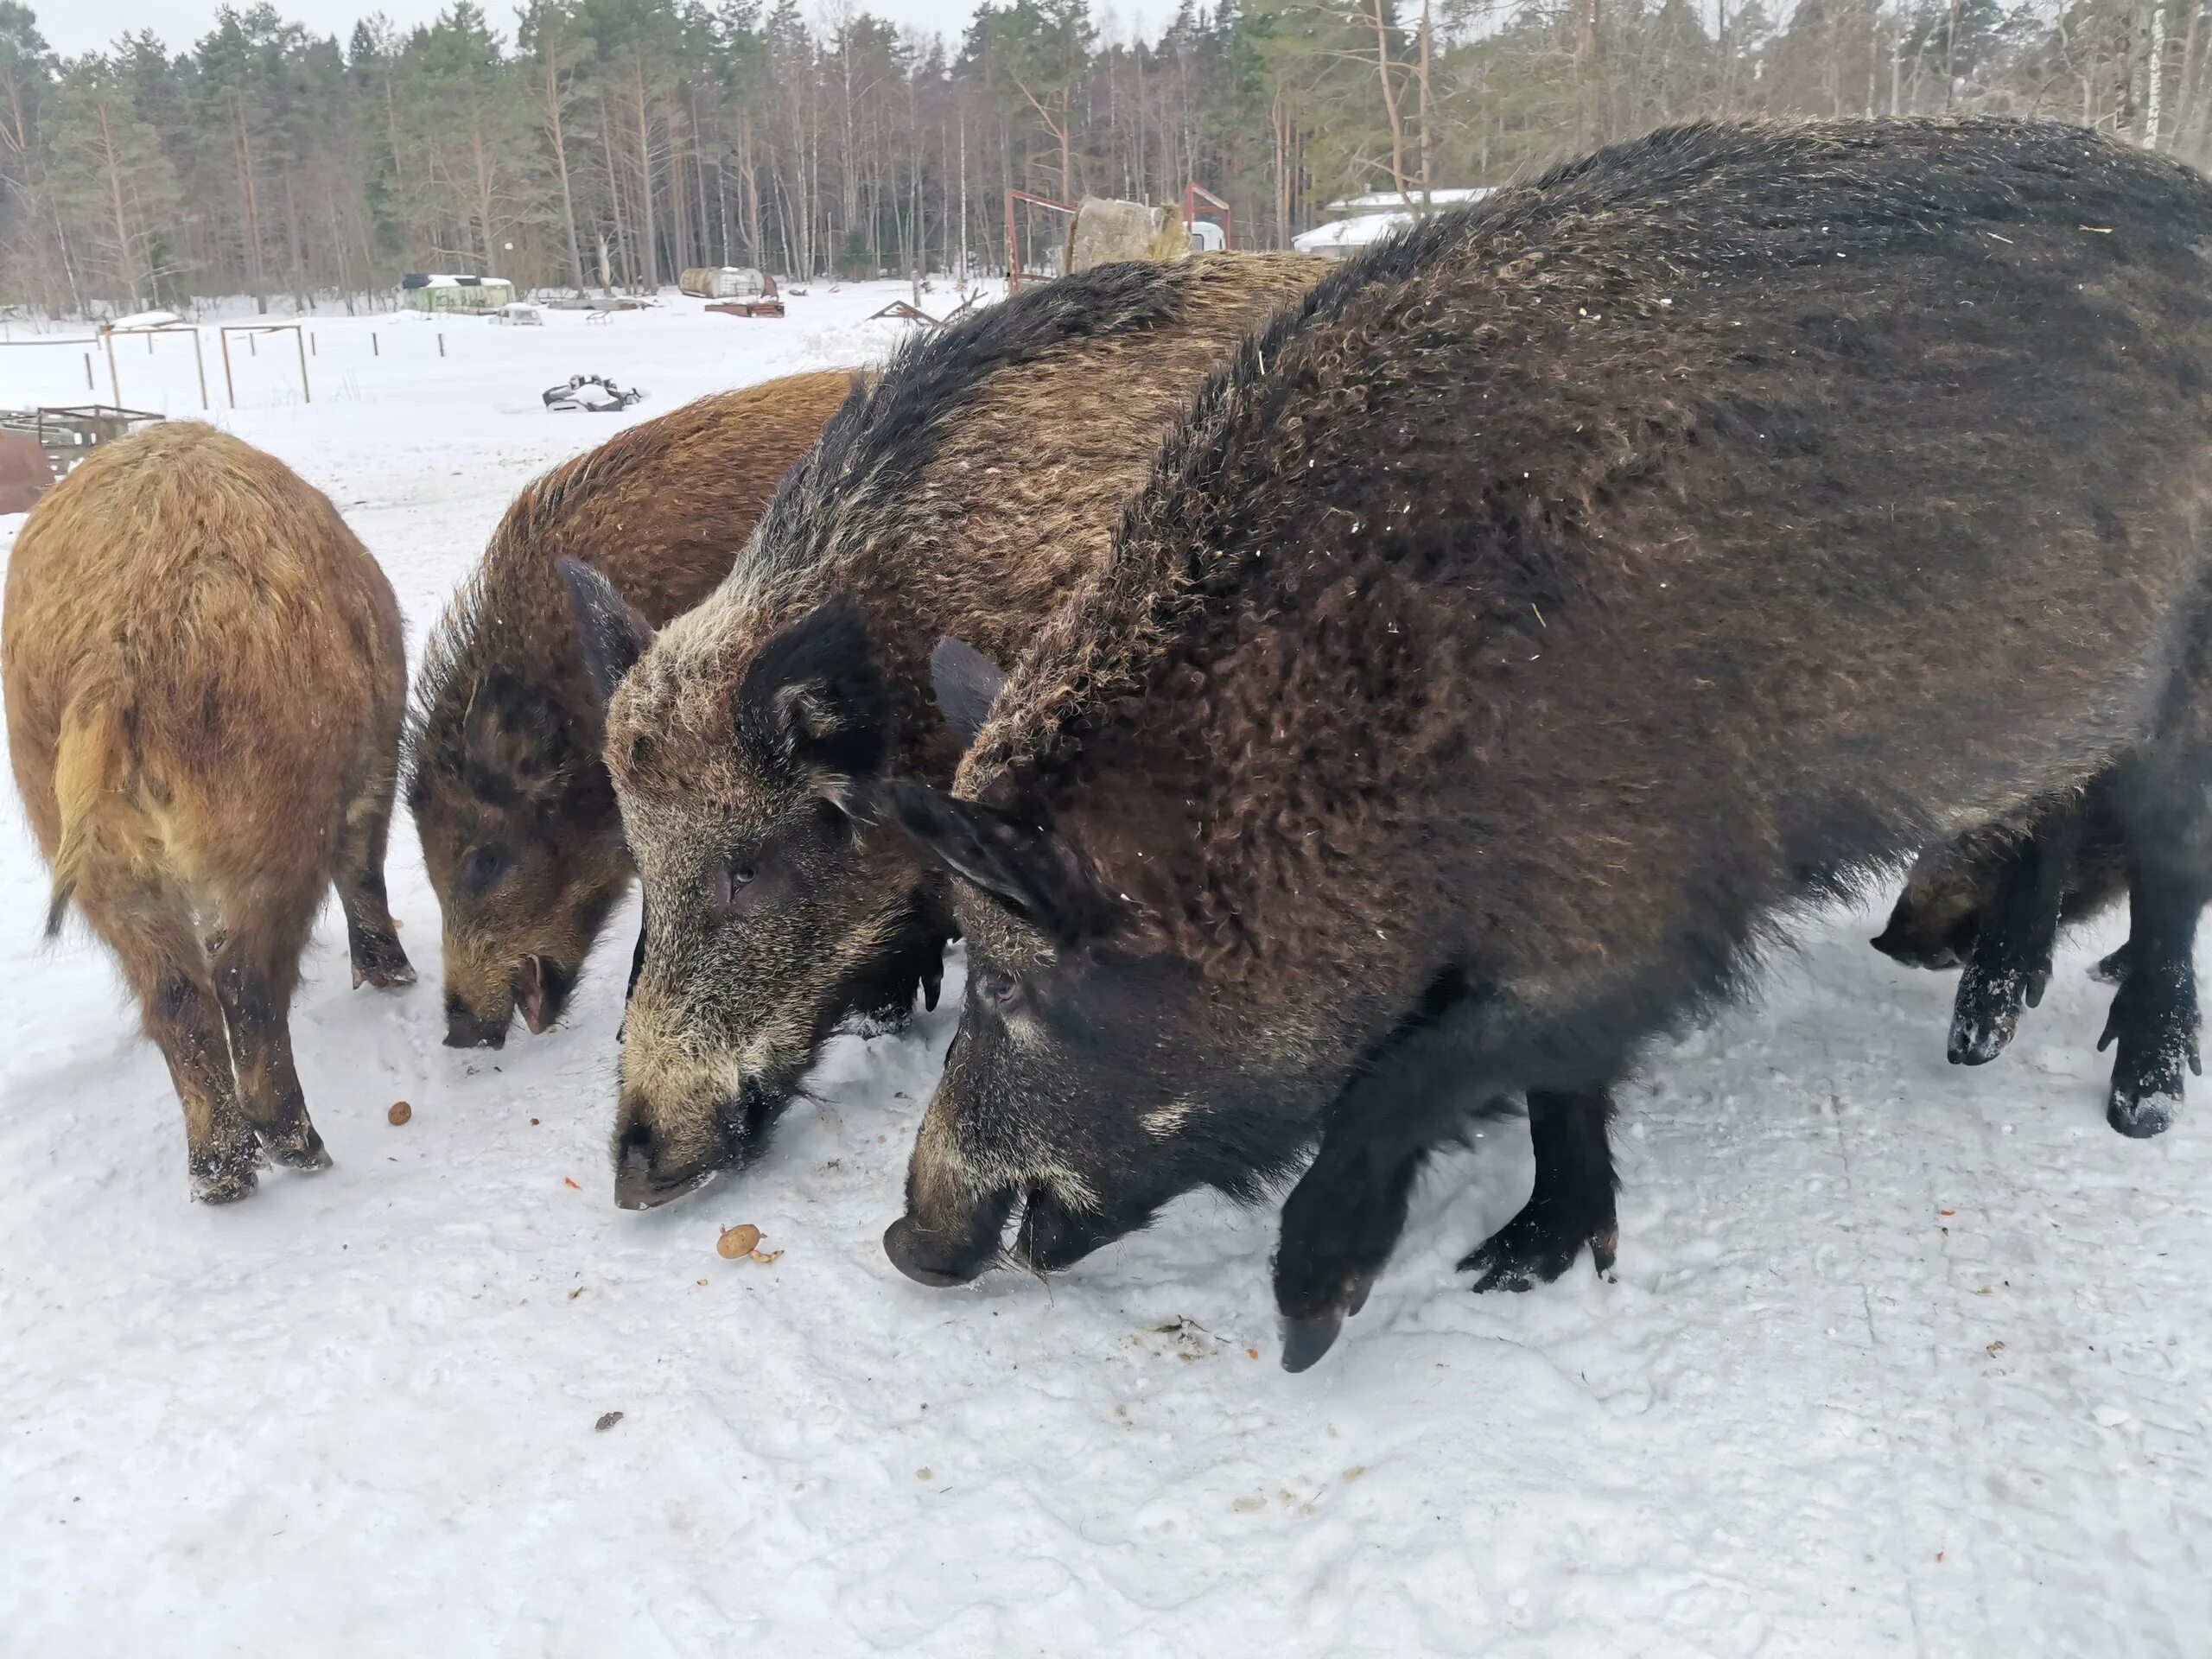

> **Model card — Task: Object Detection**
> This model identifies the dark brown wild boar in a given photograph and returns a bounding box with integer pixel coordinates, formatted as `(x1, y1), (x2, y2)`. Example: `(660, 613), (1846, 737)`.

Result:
(4, 422), (411, 1202)
(1872, 789), (2128, 979)
(869, 118), (2212, 1369)
(564, 251), (1327, 1208)
(1873, 617), (2212, 1127)
(407, 371), (854, 1048)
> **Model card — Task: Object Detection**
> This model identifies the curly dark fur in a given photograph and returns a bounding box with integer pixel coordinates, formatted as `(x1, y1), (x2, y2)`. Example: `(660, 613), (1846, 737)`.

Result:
(881, 118), (2212, 1356)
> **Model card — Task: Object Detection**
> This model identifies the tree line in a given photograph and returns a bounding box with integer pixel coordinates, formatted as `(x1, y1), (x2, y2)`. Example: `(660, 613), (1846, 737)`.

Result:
(0, 0), (2200, 315)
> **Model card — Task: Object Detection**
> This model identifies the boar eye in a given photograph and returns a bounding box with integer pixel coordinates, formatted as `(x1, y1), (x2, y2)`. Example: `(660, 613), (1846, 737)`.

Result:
(975, 969), (1021, 1008)
(710, 858), (763, 914)
(460, 844), (511, 893)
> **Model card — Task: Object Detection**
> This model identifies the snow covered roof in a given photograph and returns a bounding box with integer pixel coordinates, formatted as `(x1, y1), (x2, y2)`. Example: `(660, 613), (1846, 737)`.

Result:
(103, 309), (186, 331)
(1293, 213), (1414, 256)
(410, 273), (510, 289)
(1323, 187), (1496, 213)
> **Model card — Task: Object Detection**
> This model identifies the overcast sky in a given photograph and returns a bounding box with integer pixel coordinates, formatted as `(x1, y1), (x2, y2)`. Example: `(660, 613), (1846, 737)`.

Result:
(33, 0), (1161, 60)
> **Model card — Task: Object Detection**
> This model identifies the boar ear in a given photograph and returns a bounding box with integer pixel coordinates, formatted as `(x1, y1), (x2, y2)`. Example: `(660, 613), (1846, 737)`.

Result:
(559, 557), (655, 710)
(461, 671), (572, 804)
(737, 599), (887, 798)
(929, 637), (1006, 750)
(878, 779), (1121, 948)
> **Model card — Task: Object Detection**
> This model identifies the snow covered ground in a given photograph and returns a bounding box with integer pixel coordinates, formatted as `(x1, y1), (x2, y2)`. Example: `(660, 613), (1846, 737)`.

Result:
(2, 281), (2208, 1657)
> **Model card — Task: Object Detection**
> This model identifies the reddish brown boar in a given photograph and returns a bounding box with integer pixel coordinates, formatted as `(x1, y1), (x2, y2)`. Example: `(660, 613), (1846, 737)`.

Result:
(4, 422), (411, 1201)
(406, 371), (855, 1048)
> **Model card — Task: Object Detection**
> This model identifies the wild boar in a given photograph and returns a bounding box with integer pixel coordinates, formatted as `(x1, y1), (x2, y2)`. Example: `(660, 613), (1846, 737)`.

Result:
(1871, 786), (2127, 978)
(871, 117), (2212, 1368)
(566, 251), (1327, 1208)
(406, 372), (854, 1047)
(4, 422), (411, 1201)
(1873, 605), (2210, 1139)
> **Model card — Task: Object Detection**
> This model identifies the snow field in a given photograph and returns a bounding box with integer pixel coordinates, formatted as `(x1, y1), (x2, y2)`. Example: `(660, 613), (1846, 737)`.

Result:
(0, 280), (2206, 1656)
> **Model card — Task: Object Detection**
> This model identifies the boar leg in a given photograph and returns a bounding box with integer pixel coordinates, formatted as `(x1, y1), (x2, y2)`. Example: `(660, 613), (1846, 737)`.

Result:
(86, 884), (257, 1202)
(213, 912), (331, 1172)
(1946, 802), (2082, 1066)
(1459, 1088), (1620, 1293)
(2100, 798), (2210, 1139)
(2098, 868), (2202, 1139)
(1274, 993), (1550, 1370)
(335, 766), (414, 989)
(2095, 626), (2212, 1135)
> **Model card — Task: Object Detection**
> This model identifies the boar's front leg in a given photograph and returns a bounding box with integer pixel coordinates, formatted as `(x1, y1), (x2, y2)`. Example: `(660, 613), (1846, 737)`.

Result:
(1459, 1088), (1620, 1293)
(1947, 802), (2082, 1065)
(1273, 988), (1532, 1371)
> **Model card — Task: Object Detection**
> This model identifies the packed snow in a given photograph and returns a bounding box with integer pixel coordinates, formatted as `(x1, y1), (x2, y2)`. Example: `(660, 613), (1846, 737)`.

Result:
(2, 281), (2207, 1656)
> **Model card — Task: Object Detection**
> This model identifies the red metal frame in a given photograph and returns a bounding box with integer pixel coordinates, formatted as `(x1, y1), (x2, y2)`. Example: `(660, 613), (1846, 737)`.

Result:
(1005, 189), (1077, 291)
(1183, 182), (1232, 252)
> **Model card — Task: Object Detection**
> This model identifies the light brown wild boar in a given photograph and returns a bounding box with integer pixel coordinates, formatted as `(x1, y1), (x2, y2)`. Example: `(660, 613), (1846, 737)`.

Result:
(564, 251), (1327, 1208)
(4, 422), (411, 1202)
(406, 371), (855, 1049)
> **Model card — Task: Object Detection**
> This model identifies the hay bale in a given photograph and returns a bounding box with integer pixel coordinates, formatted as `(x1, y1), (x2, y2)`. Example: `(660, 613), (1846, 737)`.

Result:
(1064, 197), (1190, 276)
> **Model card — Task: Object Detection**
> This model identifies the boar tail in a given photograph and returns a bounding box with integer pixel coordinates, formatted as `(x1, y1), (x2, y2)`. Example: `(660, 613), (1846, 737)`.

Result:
(44, 694), (125, 938)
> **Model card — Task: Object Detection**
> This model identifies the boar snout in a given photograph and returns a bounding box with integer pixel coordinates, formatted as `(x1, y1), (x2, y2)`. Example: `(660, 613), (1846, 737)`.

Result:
(883, 1185), (1018, 1287)
(444, 992), (511, 1049)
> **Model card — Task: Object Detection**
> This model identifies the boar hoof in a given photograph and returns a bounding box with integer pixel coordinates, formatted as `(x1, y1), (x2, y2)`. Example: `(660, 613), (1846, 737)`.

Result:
(260, 1123), (334, 1171)
(1459, 1204), (1605, 1294)
(1347, 1269), (1377, 1318)
(348, 927), (416, 990)
(2107, 1090), (2177, 1139)
(190, 1154), (260, 1205)
(1279, 1310), (1345, 1373)
(2099, 958), (2196, 1139)
(2090, 945), (2131, 986)
(1947, 962), (2039, 1065)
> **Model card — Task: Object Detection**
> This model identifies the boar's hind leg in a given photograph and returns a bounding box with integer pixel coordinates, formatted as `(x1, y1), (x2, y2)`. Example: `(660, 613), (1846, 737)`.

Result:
(86, 884), (257, 1201)
(1459, 1088), (1620, 1294)
(2099, 749), (2212, 1139)
(213, 908), (332, 1172)
(1946, 802), (2083, 1067)
(335, 765), (414, 989)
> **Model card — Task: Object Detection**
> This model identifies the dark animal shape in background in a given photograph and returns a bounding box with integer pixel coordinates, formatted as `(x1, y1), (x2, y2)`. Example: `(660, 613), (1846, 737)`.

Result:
(872, 117), (2212, 1369)
(569, 251), (1329, 1211)
(1874, 599), (2212, 1140)
(408, 371), (855, 1050)
(4, 422), (411, 1201)
(1872, 783), (2129, 978)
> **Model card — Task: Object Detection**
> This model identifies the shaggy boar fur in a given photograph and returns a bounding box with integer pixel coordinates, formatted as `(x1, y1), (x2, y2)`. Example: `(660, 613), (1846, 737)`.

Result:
(4, 423), (410, 1201)
(874, 118), (2212, 1368)
(406, 371), (853, 1048)
(571, 251), (1325, 1208)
